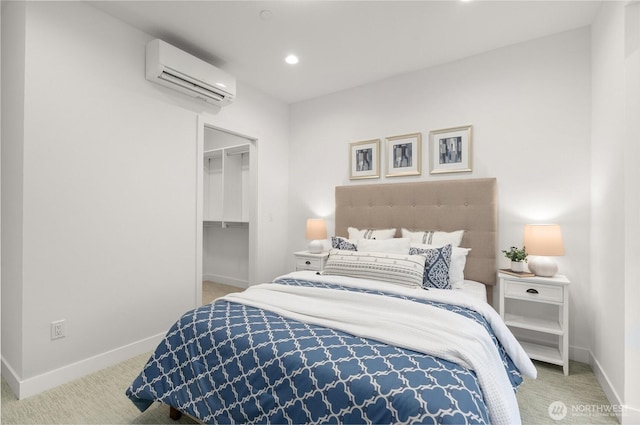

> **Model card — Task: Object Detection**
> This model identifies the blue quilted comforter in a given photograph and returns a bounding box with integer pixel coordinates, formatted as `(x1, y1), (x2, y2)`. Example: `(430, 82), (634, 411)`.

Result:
(126, 277), (524, 424)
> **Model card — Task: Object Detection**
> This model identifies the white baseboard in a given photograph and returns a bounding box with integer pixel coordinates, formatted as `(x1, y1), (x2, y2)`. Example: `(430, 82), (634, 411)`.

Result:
(591, 352), (624, 423)
(1, 358), (22, 399)
(1, 332), (165, 400)
(203, 273), (248, 289)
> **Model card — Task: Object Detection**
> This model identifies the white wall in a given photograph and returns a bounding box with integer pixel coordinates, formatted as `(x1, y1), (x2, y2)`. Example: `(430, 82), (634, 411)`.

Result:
(1, 1), (289, 398)
(591, 2), (640, 422)
(590, 0), (626, 412)
(623, 2), (640, 424)
(1, 0), (27, 383)
(623, 4), (640, 422)
(289, 28), (592, 359)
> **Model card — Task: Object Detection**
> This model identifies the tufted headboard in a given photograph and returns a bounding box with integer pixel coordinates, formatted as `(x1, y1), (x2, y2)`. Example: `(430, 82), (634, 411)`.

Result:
(335, 178), (497, 302)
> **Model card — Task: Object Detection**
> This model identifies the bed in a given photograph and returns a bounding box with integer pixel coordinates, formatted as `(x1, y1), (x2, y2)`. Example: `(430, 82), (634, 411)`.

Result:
(126, 178), (536, 424)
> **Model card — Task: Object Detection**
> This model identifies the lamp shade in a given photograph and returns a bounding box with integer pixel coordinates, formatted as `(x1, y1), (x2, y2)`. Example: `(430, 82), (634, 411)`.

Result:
(523, 224), (565, 256)
(305, 219), (327, 240)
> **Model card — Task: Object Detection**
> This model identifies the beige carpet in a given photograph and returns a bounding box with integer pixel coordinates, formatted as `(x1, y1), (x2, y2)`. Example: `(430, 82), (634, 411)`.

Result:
(1, 282), (618, 424)
(517, 360), (619, 424)
(202, 280), (243, 305)
(1, 352), (197, 425)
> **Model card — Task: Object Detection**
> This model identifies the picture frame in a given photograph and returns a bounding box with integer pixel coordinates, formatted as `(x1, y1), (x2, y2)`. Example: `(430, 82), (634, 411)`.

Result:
(429, 125), (473, 174)
(349, 139), (380, 180)
(385, 133), (422, 177)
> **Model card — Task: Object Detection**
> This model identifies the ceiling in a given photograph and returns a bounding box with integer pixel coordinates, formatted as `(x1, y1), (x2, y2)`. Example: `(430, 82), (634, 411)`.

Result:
(91, 1), (601, 104)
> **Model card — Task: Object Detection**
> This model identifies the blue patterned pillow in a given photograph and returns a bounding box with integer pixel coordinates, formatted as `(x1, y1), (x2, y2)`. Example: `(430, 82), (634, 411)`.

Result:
(409, 244), (452, 289)
(331, 236), (357, 251)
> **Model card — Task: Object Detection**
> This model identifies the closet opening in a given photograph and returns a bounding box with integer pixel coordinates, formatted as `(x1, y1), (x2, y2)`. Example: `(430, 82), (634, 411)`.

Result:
(196, 118), (257, 306)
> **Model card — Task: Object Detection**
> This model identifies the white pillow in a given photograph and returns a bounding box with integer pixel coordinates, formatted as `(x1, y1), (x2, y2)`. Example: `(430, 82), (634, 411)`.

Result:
(348, 227), (396, 240)
(356, 238), (411, 254)
(401, 228), (464, 247)
(323, 249), (425, 288)
(411, 243), (470, 283)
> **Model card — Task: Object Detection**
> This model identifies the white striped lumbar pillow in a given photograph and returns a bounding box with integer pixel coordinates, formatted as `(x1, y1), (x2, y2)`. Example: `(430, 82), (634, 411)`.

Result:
(322, 249), (425, 288)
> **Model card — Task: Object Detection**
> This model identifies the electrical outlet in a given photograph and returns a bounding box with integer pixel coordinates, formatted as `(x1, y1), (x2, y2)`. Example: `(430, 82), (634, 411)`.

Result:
(51, 320), (65, 340)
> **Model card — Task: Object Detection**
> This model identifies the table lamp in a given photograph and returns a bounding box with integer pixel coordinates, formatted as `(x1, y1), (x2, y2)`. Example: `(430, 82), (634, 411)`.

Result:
(523, 224), (565, 277)
(306, 218), (327, 254)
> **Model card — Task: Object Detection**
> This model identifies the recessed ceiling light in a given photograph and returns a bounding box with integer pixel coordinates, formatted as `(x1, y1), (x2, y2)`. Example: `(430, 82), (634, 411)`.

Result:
(285, 54), (299, 65)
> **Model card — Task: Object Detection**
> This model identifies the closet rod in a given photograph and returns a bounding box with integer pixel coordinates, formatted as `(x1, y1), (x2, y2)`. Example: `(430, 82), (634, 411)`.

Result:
(203, 221), (249, 229)
(226, 150), (249, 156)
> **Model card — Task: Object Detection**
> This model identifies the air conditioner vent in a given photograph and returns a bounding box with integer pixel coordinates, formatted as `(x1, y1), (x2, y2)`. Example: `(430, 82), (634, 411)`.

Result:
(146, 39), (235, 107)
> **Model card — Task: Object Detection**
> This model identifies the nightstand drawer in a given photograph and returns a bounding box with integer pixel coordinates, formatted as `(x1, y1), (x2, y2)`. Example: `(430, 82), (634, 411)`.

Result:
(294, 251), (329, 272)
(504, 280), (563, 303)
(295, 256), (323, 271)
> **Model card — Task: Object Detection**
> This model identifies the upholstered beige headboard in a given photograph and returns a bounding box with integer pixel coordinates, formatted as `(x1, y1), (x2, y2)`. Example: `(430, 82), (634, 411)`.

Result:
(335, 178), (497, 301)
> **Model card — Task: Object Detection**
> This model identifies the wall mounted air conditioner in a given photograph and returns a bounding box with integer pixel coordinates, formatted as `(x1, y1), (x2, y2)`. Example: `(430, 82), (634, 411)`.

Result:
(145, 39), (236, 107)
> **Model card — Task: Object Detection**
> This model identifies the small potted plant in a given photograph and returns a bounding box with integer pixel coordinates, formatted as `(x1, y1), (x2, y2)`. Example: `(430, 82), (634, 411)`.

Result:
(502, 246), (528, 272)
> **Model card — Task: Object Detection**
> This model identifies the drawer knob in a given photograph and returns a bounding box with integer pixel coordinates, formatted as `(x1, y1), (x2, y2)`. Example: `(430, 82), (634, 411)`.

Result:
(526, 288), (539, 294)
(305, 260), (311, 265)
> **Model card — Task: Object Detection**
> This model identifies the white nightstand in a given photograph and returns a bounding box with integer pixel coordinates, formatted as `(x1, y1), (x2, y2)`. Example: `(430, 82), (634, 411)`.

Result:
(498, 272), (570, 375)
(294, 251), (329, 272)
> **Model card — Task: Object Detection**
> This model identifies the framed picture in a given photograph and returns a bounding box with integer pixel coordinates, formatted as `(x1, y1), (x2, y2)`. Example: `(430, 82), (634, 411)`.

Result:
(349, 139), (380, 180)
(429, 125), (473, 174)
(385, 133), (422, 177)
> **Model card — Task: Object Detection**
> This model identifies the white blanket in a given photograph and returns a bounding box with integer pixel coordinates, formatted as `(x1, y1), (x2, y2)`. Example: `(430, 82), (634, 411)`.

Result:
(222, 275), (536, 425)
(278, 270), (536, 379)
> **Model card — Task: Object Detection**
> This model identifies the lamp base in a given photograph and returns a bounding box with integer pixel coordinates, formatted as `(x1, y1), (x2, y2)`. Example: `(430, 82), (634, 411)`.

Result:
(308, 240), (323, 254)
(528, 256), (558, 277)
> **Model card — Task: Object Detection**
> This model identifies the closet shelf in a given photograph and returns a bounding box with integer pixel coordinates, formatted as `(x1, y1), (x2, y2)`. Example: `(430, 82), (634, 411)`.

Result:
(204, 144), (249, 159)
(204, 220), (249, 228)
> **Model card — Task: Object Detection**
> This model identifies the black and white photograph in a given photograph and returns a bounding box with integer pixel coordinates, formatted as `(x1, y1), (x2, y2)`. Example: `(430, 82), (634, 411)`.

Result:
(356, 147), (373, 171)
(386, 133), (421, 177)
(350, 139), (380, 179)
(430, 125), (472, 174)
(393, 143), (413, 168)
(438, 136), (463, 164)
